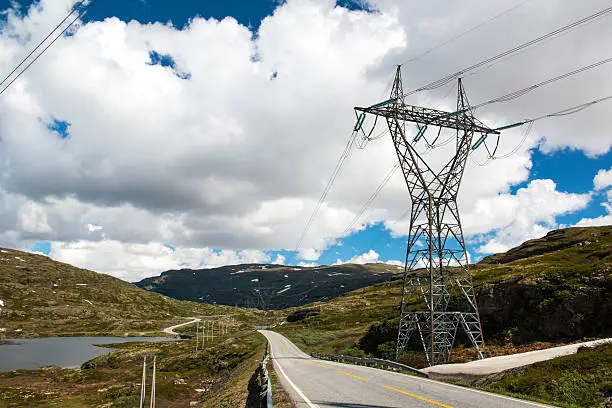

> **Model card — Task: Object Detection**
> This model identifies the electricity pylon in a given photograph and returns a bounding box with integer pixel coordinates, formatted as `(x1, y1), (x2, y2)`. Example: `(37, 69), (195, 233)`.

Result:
(354, 66), (498, 366)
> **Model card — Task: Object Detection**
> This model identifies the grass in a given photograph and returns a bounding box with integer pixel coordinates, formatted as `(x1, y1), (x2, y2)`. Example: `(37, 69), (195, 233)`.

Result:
(272, 226), (612, 407)
(0, 248), (246, 337)
(0, 328), (266, 407)
(267, 359), (296, 408)
(0, 248), (282, 407)
(483, 343), (612, 408)
(1, 226), (610, 406)
(275, 226), (612, 358)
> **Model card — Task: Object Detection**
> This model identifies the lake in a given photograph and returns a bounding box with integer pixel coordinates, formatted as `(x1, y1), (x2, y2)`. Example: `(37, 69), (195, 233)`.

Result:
(0, 336), (178, 371)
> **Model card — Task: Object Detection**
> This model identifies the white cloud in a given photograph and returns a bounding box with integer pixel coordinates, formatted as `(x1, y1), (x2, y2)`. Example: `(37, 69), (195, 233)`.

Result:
(0, 0), (610, 279)
(339, 249), (380, 264)
(49, 240), (271, 281)
(86, 223), (103, 233)
(297, 248), (321, 261)
(463, 179), (591, 253)
(273, 253), (286, 265)
(17, 202), (51, 234)
(594, 167), (612, 190)
(575, 190), (612, 227)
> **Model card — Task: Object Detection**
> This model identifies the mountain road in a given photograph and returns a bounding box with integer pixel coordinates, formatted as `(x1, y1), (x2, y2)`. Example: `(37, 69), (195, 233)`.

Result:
(260, 330), (553, 408)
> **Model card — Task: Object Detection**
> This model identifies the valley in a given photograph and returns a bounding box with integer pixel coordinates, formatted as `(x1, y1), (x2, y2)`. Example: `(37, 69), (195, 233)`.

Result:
(0, 226), (610, 407)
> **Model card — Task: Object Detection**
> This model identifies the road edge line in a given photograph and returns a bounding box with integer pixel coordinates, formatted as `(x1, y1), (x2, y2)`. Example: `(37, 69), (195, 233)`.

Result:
(263, 332), (320, 408)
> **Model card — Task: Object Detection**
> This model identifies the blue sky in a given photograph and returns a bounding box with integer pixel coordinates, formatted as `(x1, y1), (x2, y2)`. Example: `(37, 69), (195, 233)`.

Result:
(1, 0), (610, 279)
(1, 0), (368, 28)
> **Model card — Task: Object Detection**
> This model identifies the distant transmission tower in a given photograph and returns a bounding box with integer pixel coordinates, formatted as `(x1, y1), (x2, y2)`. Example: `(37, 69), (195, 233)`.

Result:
(354, 66), (498, 366)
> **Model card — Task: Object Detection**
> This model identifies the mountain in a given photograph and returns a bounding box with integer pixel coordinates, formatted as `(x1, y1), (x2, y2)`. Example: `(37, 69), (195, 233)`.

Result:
(0, 248), (230, 337)
(135, 263), (402, 309)
(275, 225), (612, 362)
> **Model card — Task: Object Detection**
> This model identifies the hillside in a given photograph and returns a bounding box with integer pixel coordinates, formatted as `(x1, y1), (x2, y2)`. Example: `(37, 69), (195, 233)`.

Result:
(275, 226), (612, 364)
(0, 248), (240, 337)
(135, 263), (401, 309)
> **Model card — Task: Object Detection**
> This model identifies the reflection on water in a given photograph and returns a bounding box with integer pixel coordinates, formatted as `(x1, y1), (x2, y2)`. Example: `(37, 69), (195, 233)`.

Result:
(0, 336), (176, 371)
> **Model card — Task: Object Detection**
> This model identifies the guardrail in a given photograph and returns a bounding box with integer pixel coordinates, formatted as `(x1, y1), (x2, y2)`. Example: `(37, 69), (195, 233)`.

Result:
(261, 343), (273, 408)
(310, 352), (429, 378)
(247, 343), (273, 408)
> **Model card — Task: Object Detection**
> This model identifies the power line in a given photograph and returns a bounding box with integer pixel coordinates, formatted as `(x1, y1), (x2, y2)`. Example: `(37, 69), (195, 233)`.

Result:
(0, 0), (99, 96)
(489, 93), (612, 132)
(402, 5), (612, 98)
(475, 92), (612, 161)
(342, 163), (400, 234)
(472, 55), (612, 110)
(529, 93), (612, 123)
(295, 131), (357, 249)
(436, 54), (612, 123)
(401, 0), (534, 66)
(0, 1), (86, 90)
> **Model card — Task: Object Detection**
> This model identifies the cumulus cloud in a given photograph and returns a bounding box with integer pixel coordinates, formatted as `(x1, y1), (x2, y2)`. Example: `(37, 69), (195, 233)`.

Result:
(337, 249), (380, 264)
(49, 240), (271, 281)
(594, 167), (612, 190)
(0, 0), (610, 280)
(464, 179), (591, 253)
(297, 248), (322, 261)
(272, 254), (286, 265)
(575, 170), (612, 227)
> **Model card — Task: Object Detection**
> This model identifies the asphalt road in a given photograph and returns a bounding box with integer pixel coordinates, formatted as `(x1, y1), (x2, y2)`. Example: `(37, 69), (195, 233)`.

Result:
(260, 330), (553, 408)
(162, 317), (201, 335)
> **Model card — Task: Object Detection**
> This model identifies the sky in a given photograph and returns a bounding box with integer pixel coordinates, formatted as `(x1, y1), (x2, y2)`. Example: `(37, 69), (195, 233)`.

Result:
(0, 0), (610, 281)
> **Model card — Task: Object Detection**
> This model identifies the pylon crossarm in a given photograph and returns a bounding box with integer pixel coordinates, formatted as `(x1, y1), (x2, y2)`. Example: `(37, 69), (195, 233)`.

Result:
(355, 105), (498, 135)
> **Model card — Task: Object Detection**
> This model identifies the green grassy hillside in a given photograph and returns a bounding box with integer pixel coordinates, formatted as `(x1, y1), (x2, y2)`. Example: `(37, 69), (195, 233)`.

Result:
(479, 342), (612, 408)
(0, 248), (243, 337)
(135, 263), (401, 309)
(275, 226), (612, 362)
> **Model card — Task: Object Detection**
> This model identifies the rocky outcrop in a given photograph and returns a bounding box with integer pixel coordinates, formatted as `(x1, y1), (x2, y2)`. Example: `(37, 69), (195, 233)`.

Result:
(478, 274), (612, 344)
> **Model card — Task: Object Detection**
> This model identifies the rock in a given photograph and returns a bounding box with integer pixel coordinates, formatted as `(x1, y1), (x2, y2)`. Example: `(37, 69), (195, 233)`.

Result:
(173, 378), (186, 385)
(81, 360), (97, 369)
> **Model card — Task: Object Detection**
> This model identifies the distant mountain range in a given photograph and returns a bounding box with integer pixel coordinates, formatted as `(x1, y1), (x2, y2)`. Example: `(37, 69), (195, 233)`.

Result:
(134, 263), (402, 309)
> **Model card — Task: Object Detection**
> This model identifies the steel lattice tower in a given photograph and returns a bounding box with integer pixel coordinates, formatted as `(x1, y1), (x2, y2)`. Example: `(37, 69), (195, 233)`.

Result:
(354, 66), (498, 366)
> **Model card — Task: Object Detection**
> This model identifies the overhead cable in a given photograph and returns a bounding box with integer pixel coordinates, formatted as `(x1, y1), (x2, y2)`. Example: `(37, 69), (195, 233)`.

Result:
(529, 94), (612, 122)
(0, 0), (99, 96)
(472, 55), (612, 110)
(342, 163), (400, 234)
(401, 0), (534, 66)
(295, 131), (357, 249)
(402, 5), (612, 98)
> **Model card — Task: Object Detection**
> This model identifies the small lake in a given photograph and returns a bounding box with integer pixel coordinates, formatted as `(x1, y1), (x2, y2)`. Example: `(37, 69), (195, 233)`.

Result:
(0, 336), (177, 372)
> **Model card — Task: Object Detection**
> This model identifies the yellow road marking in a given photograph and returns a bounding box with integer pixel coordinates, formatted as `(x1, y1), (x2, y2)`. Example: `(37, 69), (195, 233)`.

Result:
(336, 369), (368, 381)
(305, 360), (332, 369)
(280, 342), (290, 355)
(384, 385), (454, 408)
